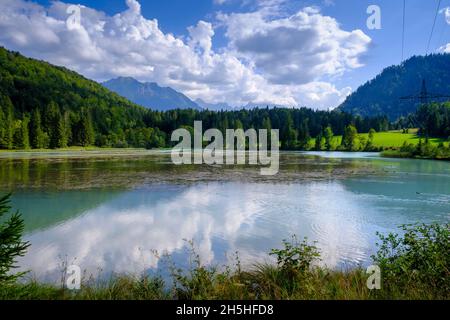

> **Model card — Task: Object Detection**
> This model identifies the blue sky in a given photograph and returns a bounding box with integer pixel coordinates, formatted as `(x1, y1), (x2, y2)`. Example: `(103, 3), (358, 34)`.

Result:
(1, 0), (450, 109)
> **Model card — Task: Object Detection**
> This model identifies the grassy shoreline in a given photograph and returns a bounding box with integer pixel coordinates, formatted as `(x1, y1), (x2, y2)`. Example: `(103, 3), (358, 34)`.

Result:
(381, 150), (450, 160)
(1, 224), (448, 300)
(1, 267), (439, 300)
(0, 146), (149, 153)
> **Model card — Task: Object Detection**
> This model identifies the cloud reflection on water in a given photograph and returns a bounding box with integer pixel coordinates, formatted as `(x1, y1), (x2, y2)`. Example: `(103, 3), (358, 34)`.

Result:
(18, 182), (380, 282)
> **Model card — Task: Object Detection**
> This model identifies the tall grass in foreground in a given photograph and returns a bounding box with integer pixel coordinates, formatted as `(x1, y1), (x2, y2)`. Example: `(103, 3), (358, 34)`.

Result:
(0, 223), (448, 300)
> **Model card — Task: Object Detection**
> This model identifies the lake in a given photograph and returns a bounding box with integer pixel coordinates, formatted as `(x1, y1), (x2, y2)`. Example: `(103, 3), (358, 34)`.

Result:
(0, 150), (449, 282)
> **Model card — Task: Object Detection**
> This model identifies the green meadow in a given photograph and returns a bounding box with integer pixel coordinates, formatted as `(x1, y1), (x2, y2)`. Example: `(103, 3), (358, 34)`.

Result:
(309, 129), (448, 150)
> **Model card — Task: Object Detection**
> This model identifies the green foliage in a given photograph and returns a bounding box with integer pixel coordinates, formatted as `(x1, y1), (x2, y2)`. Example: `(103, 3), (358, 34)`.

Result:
(0, 194), (30, 284)
(13, 118), (30, 149)
(373, 223), (449, 297)
(270, 236), (321, 274)
(314, 132), (323, 151)
(416, 102), (450, 138)
(341, 125), (358, 151)
(167, 240), (220, 300)
(0, 97), (14, 149)
(72, 109), (95, 147)
(29, 109), (46, 149)
(385, 138), (450, 159)
(49, 109), (67, 149)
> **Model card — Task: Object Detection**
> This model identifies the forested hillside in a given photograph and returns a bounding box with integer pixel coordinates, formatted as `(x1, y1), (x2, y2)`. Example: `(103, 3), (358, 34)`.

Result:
(0, 47), (389, 150)
(339, 54), (450, 120)
(0, 46), (159, 149)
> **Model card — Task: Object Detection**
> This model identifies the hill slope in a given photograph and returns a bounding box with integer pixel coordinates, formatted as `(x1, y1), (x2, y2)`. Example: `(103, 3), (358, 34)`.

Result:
(0, 47), (145, 116)
(338, 54), (450, 120)
(103, 77), (200, 111)
(0, 47), (163, 149)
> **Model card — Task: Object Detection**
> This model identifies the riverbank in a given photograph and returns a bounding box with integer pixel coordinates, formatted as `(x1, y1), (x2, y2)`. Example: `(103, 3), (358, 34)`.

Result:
(1, 224), (448, 300)
(0, 146), (150, 154)
(381, 150), (450, 160)
(380, 138), (450, 160)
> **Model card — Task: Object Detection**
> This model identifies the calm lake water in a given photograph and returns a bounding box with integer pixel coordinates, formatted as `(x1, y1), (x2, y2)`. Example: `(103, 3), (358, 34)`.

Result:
(0, 150), (449, 282)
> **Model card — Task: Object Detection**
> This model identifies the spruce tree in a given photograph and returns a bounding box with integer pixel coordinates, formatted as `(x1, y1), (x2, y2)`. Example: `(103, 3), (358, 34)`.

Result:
(0, 193), (30, 283)
(315, 132), (323, 151)
(79, 110), (95, 146)
(29, 109), (45, 149)
(0, 106), (4, 148)
(0, 99), (14, 149)
(13, 117), (30, 149)
(49, 110), (67, 149)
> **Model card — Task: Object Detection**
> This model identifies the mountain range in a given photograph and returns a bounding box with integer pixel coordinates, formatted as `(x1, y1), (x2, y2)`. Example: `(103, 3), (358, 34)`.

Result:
(194, 98), (233, 111)
(102, 77), (200, 111)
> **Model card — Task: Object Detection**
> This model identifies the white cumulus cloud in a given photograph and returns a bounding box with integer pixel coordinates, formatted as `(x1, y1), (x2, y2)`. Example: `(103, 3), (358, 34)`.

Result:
(439, 43), (450, 53)
(218, 7), (371, 85)
(0, 0), (371, 109)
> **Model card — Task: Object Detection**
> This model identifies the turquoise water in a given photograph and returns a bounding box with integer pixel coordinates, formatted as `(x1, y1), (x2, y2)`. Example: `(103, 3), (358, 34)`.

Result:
(0, 151), (448, 282)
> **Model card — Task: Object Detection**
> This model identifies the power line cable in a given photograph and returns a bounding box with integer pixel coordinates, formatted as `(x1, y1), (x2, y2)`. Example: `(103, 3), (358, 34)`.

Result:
(426, 0), (442, 54)
(402, 0), (406, 61)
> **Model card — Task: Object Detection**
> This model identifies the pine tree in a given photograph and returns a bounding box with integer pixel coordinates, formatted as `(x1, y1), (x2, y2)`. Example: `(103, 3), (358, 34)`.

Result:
(43, 101), (59, 136)
(297, 119), (309, 150)
(29, 109), (45, 149)
(78, 109), (95, 146)
(49, 110), (67, 149)
(13, 117), (30, 149)
(0, 106), (4, 148)
(0, 193), (30, 283)
(315, 132), (323, 151)
(262, 117), (272, 132)
(0, 98), (14, 150)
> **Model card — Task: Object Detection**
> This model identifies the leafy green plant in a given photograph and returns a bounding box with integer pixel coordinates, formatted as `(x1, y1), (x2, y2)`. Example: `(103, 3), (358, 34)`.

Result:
(270, 236), (321, 273)
(372, 223), (449, 297)
(0, 193), (30, 283)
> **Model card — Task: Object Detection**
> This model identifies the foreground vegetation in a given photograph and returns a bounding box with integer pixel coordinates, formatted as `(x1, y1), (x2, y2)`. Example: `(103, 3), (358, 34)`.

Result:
(0, 194), (448, 300)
